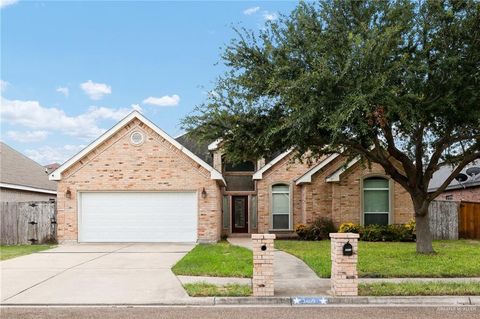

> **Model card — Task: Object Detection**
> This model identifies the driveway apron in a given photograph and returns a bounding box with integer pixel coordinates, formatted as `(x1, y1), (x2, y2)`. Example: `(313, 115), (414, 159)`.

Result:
(0, 243), (194, 304)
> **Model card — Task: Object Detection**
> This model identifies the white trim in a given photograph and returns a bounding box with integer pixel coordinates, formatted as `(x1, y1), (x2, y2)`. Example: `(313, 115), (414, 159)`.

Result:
(0, 183), (57, 195)
(252, 149), (293, 180)
(48, 111), (226, 185)
(326, 156), (361, 182)
(208, 138), (222, 151)
(295, 153), (340, 185)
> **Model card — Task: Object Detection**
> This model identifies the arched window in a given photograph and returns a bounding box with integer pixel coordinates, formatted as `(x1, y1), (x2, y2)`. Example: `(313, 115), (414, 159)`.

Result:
(363, 177), (390, 226)
(271, 184), (290, 230)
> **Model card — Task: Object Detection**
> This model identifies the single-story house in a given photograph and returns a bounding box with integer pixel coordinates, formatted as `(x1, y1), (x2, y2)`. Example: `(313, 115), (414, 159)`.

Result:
(429, 161), (480, 202)
(50, 111), (415, 243)
(1, 142), (57, 202)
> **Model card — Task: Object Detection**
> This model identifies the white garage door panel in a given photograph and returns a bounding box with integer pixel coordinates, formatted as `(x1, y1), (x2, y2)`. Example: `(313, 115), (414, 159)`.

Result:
(80, 192), (197, 242)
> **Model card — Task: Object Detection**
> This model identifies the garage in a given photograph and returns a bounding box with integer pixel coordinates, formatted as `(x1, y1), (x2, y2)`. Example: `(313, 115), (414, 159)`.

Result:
(79, 192), (198, 243)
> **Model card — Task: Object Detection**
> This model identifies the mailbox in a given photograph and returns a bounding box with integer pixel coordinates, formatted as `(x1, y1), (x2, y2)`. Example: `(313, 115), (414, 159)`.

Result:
(342, 241), (353, 256)
(261, 244), (267, 251)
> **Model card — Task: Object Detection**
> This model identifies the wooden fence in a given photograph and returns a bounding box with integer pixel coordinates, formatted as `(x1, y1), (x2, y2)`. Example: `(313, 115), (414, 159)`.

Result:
(459, 201), (480, 239)
(0, 201), (57, 245)
(429, 200), (459, 240)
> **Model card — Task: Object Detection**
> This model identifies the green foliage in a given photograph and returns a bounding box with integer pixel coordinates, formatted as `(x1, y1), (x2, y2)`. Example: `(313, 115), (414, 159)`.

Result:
(338, 222), (363, 234)
(183, 0), (480, 253)
(275, 240), (480, 278)
(359, 281), (480, 296)
(0, 245), (54, 260)
(183, 283), (252, 297)
(338, 222), (416, 242)
(295, 217), (337, 240)
(172, 241), (252, 278)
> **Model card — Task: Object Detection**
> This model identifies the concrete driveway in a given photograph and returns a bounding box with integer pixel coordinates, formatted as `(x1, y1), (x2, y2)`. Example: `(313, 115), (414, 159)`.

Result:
(0, 243), (195, 304)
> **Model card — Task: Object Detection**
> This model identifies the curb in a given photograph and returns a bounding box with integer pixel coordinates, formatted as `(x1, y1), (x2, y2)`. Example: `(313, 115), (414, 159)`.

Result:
(1, 296), (479, 307)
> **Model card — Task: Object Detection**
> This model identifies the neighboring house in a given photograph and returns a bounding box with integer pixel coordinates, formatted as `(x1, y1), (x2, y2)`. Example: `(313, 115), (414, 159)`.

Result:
(50, 111), (414, 243)
(428, 161), (480, 202)
(44, 163), (61, 174)
(0, 142), (57, 202)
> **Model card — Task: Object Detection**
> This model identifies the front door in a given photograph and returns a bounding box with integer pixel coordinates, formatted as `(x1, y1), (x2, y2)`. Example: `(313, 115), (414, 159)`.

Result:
(232, 196), (248, 233)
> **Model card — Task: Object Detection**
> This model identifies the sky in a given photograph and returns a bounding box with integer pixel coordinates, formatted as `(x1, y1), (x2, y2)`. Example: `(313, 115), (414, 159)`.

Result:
(1, 0), (298, 165)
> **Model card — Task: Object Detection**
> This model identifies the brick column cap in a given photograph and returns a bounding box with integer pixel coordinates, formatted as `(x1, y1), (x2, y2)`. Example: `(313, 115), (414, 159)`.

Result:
(330, 232), (360, 239)
(252, 234), (276, 240)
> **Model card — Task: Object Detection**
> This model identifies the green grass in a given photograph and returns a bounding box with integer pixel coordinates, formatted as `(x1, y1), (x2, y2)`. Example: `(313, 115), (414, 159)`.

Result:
(275, 240), (480, 278)
(359, 281), (480, 296)
(172, 241), (253, 278)
(183, 282), (252, 297)
(0, 245), (54, 261)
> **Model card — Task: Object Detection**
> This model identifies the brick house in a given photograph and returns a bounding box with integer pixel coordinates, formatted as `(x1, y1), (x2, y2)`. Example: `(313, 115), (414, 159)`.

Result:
(51, 111), (414, 243)
(429, 161), (480, 202)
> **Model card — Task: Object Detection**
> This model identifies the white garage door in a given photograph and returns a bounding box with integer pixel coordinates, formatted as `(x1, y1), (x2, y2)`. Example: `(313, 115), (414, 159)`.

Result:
(79, 192), (197, 242)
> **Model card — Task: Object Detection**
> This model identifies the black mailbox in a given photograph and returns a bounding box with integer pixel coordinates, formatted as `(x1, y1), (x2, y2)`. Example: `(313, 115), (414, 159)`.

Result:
(343, 241), (353, 256)
(261, 244), (267, 251)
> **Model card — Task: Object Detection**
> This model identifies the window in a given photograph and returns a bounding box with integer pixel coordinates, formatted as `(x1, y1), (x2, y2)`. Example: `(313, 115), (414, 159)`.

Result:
(250, 195), (258, 229)
(271, 184), (290, 229)
(222, 196), (229, 229)
(363, 177), (390, 226)
(445, 195), (453, 200)
(224, 160), (255, 172)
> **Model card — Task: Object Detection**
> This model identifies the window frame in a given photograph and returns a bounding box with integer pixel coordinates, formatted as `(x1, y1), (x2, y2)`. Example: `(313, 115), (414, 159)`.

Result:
(270, 183), (292, 231)
(361, 176), (393, 226)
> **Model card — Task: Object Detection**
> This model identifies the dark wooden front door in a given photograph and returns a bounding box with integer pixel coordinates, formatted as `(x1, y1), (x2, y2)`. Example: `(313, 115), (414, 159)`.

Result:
(232, 196), (248, 233)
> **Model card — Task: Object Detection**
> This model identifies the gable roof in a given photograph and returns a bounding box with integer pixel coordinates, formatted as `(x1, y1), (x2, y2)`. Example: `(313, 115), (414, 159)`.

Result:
(428, 160), (480, 192)
(325, 156), (361, 182)
(175, 133), (214, 166)
(295, 153), (340, 185)
(49, 111), (225, 185)
(0, 142), (57, 194)
(252, 149), (293, 180)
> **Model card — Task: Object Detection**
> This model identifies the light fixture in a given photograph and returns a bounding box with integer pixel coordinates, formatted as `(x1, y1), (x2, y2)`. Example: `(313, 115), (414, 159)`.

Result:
(65, 188), (72, 199)
(201, 187), (207, 199)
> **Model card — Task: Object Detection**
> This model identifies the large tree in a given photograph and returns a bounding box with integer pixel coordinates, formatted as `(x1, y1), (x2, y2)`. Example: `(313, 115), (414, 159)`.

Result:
(183, 0), (480, 253)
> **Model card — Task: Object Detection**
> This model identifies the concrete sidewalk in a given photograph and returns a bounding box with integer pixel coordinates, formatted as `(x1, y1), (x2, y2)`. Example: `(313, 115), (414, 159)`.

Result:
(228, 237), (330, 296)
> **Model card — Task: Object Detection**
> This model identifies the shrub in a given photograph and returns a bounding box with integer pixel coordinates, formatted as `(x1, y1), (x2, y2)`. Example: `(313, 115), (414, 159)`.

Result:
(338, 222), (363, 234)
(361, 224), (385, 241)
(295, 217), (336, 240)
(295, 224), (309, 240)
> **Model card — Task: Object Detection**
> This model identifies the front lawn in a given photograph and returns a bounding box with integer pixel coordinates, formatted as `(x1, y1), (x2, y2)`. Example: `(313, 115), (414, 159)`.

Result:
(0, 245), (54, 261)
(172, 241), (253, 278)
(275, 240), (480, 278)
(183, 282), (251, 297)
(359, 281), (480, 296)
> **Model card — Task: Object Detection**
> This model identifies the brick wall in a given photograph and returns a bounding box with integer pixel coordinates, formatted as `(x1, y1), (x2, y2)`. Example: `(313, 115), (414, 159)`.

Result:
(256, 153), (315, 233)
(56, 119), (221, 243)
(436, 186), (480, 202)
(329, 161), (414, 225)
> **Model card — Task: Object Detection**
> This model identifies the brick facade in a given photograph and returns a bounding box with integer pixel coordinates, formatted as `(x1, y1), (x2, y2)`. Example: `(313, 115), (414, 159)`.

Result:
(56, 118), (222, 243)
(436, 186), (480, 202)
(254, 154), (414, 235)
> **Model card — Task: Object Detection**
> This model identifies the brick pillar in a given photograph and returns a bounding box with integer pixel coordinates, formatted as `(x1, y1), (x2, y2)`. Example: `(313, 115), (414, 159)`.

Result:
(329, 232), (359, 296)
(252, 234), (275, 297)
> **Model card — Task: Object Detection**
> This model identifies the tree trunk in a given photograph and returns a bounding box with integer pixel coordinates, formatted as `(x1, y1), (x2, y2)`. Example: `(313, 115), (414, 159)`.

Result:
(414, 206), (435, 254)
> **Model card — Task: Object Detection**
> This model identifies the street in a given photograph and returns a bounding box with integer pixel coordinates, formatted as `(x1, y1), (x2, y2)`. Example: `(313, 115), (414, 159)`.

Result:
(1, 305), (479, 319)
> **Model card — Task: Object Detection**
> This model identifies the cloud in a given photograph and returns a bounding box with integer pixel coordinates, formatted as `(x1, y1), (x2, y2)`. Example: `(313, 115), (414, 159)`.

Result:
(1, 80), (9, 92)
(80, 80), (112, 100)
(130, 104), (143, 112)
(56, 86), (69, 97)
(143, 94), (180, 106)
(0, 97), (138, 139)
(6, 130), (49, 143)
(25, 144), (86, 165)
(0, 0), (19, 9)
(243, 6), (260, 15)
(263, 11), (278, 21)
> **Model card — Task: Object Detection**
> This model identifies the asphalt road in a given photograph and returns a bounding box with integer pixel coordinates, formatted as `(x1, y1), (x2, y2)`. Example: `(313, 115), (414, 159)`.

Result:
(2, 306), (480, 319)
